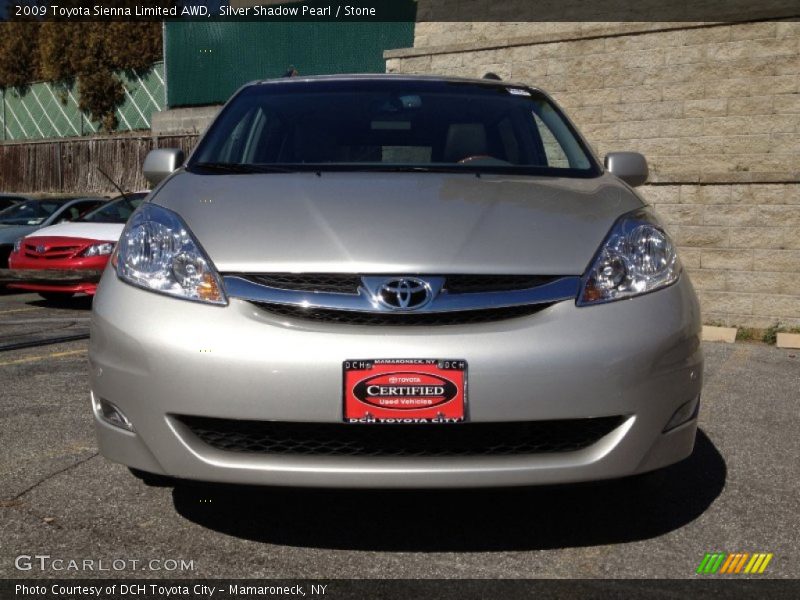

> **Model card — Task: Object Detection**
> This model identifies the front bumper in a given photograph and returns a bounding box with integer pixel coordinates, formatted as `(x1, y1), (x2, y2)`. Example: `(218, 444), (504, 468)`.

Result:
(5, 251), (107, 294)
(0, 268), (102, 294)
(90, 270), (703, 488)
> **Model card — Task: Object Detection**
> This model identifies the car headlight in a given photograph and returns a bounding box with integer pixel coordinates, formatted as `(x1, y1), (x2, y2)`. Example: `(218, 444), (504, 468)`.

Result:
(12, 239), (22, 253)
(80, 242), (115, 257)
(578, 209), (681, 305)
(116, 203), (227, 305)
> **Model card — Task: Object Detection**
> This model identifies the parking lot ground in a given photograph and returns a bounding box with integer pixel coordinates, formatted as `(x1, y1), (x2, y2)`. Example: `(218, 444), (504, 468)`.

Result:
(0, 291), (91, 350)
(0, 289), (798, 579)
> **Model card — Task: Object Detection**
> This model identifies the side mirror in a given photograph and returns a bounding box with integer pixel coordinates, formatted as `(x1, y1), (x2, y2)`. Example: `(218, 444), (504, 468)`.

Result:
(604, 152), (648, 187)
(143, 148), (185, 187)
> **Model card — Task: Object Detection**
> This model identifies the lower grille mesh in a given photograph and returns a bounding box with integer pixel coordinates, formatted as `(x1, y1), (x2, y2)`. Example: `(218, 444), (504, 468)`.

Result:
(177, 416), (623, 457)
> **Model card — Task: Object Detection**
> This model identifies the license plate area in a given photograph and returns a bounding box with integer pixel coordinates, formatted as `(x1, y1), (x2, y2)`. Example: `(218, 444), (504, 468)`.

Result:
(343, 359), (467, 424)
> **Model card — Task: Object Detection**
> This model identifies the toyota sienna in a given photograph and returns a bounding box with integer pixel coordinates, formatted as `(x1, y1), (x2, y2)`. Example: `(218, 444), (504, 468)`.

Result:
(89, 75), (703, 487)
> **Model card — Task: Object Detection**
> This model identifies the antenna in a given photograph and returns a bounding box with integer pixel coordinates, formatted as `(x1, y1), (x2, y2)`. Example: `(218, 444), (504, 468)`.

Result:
(97, 167), (130, 201)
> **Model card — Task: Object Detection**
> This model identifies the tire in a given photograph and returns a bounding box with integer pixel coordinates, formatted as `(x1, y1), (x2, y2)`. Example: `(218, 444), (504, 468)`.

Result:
(38, 292), (75, 302)
(0, 245), (11, 269)
(129, 467), (177, 487)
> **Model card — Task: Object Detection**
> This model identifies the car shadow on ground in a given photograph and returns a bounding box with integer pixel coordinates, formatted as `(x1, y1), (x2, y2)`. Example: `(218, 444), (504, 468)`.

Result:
(0, 287), (93, 310)
(171, 429), (724, 552)
(27, 296), (93, 310)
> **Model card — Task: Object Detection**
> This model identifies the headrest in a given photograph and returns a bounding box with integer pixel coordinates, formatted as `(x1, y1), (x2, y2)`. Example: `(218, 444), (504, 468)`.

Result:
(443, 123), (487, 163)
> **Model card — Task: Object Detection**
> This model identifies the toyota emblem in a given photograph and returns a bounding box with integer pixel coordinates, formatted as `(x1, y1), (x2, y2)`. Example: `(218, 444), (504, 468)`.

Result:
(375, 277), (432, 310)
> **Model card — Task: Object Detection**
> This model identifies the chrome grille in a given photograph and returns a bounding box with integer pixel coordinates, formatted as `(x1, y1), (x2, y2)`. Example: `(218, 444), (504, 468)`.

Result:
(250, 302), (553, 325)
(234, 273), (560, 295)
(243, 273), (361, 294)
(224, 273), (580, 326)
(444, 275), (559, 293)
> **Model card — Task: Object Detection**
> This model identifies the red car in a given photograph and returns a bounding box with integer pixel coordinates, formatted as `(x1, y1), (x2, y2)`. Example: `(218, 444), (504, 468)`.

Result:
(7, 192), (148, 300)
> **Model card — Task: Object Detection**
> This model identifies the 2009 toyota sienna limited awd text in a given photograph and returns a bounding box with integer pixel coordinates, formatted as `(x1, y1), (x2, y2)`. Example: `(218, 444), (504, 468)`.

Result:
(89, 75), (703, 488)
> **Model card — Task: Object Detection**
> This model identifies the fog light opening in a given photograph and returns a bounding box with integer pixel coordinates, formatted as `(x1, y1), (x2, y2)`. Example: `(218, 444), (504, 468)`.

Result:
(663, 395), (700, 432)
(97, 397), (134, 431)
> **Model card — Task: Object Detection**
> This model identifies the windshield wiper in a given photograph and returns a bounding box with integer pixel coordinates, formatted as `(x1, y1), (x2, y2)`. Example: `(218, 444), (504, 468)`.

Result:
(192, 162), (295, 174)
(364, 165), (479, 174)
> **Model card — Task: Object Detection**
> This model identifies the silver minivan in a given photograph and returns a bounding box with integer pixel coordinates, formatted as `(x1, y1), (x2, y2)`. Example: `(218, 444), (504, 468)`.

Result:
(90, 75), (702, 488)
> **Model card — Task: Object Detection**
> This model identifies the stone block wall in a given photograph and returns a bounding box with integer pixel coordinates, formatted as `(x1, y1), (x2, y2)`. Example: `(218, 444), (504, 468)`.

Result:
(151, 106), (220, 136)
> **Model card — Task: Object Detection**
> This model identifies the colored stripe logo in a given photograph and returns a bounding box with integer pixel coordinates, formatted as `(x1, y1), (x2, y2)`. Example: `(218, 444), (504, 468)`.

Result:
(697, 552), (773, 574)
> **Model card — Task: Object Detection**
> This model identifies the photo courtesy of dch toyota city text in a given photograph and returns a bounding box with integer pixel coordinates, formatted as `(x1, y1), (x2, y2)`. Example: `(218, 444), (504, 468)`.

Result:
(0, 1), (798, 598)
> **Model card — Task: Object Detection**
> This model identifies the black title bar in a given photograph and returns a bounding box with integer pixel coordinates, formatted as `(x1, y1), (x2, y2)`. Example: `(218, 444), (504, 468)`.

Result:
(3, 0), (800, 23)
(4, 579), (800, 600)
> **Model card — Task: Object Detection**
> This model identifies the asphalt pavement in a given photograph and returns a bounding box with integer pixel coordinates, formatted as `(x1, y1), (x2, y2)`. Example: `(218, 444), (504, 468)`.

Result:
(0, 290), (798, 579)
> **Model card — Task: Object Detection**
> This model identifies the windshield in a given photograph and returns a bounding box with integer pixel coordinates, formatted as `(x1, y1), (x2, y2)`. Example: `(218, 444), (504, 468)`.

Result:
(189, 79), (599, 177)
(0, 200), (62, 225)
(78, 193), (148, 223)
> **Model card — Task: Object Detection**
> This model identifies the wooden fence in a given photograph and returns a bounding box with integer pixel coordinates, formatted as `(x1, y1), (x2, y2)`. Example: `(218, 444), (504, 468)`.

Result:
(0, 134), (199, 194)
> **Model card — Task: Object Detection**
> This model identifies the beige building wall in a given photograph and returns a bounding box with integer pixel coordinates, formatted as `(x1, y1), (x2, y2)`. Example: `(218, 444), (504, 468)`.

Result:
(386, 19), (800, 328)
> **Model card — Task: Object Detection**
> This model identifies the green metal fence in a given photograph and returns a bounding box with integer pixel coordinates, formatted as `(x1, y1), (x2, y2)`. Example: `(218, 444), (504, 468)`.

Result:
(0, 62), (165, 141)
(165, 19), (415, 107)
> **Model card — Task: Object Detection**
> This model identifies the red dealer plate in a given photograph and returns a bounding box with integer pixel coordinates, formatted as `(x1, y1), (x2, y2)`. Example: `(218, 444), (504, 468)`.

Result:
(343, 359), (467, 424)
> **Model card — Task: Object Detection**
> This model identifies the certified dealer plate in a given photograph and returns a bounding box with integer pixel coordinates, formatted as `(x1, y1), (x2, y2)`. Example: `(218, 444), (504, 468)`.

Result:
(343, 359), (467, 424)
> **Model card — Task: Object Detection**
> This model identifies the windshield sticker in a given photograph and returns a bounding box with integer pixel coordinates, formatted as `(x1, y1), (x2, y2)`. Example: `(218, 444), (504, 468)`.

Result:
(508, 88), (531, 96)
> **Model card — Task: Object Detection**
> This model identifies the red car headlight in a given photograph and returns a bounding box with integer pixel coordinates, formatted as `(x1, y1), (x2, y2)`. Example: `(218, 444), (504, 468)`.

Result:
(80, 242), (116, 257)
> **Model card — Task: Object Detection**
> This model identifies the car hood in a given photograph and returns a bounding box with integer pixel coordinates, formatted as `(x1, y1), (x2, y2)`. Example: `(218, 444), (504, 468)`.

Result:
(25, 221), (125, 242)
(0, 224), (37, 244)
(152, 171), (644, 275)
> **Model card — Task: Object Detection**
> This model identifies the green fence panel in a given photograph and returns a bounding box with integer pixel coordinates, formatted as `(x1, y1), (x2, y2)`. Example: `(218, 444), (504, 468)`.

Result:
(114, 64), (167, 132)
(165, 18), (415, 107)
(3, 81), (80, 140)
(1, 62), (165, 141)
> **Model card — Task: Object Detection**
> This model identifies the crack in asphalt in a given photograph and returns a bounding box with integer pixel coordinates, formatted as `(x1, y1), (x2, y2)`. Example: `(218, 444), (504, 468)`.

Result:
(7, 452), (99, 502)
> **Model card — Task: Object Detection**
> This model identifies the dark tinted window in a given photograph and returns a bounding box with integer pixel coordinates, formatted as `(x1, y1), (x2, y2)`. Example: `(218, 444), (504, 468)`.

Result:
(58, 199), (105, 222)
(0, 200), (62, 225)
(0, 197), (24, 211)
(79, 193), (148, 223)
(190, 79), (598, 177)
